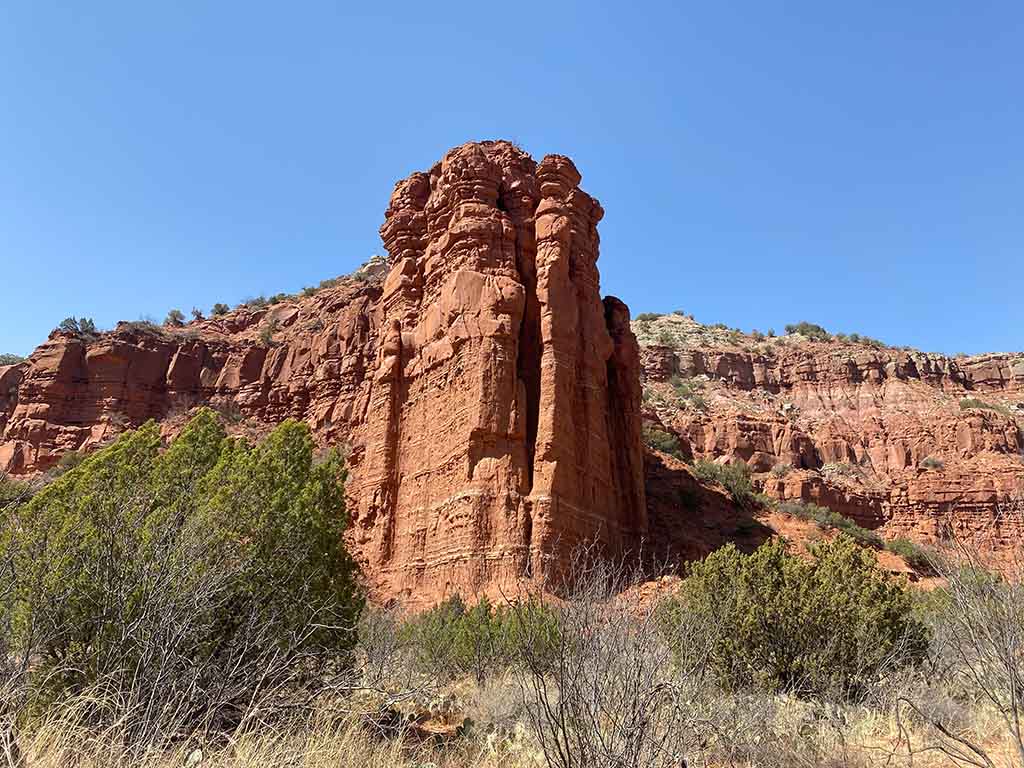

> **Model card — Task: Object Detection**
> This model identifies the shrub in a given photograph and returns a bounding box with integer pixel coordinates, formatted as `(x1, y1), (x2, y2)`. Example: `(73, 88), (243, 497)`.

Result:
(784, 321), (831, 341)
(770, 462), (792, 478)
(0, 411), (363, 739)
(190, 307), (204, 321)
(776, 499), (883, 548)
(766, 328), (776, 337)
(0, 475), (33, 507)
(885, 537), (936, 574)
(164, 309), (185, 327)
(912, 552), (1024, 762)
(56, 317), (97, 337)
(642, 424), (682, 458)
(119, 319), (162, 335)
(692, 459), (760, 509)
(920, 456), (944, 470)
(517, 555), (703, 768)
(258, 318), (279, 346)
(318, 278), (340, 290)
(823, 460), (860, 478)
(0, 354), (25, 366)
(400, 595), (559, 683)
(211, 303), (230, 316)
(301, 286), (317, 297)
(47, 449), (88, 478)
(751, 329), (765, 341)
(634, 312), (661, 322)
(656, 330), (674, 346)
(668, 375), (707, 411)
(664, 536), (928, 699)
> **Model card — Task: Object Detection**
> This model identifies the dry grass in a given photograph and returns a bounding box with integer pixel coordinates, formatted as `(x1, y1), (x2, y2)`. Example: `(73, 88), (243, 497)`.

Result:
(10, 703), (540, 768)
(10, 690), (1021, 768)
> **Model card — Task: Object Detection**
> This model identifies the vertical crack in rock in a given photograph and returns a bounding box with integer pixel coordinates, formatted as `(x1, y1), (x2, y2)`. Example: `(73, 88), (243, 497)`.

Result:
(503, 181), (542, 496)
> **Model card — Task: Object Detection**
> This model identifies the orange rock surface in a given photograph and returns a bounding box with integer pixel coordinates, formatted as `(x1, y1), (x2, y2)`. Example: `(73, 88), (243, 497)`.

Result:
(635, 314), (1024, 551)
(0, 141), (646, 605)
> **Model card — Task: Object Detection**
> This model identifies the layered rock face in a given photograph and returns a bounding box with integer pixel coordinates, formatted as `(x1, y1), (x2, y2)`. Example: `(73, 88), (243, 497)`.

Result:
(636, 314), (1024, 550)
(0, 141), (646, 603)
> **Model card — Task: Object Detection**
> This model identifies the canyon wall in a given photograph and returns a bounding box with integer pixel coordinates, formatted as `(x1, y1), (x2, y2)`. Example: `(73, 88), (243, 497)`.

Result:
(636, 314), (1024, 550)
(0, 141), (646, 604)
(4, 142), (1023, 592)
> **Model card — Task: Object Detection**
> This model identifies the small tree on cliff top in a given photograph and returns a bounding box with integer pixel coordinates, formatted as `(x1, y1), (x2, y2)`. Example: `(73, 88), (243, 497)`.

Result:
(164, 308), (185, 327)
(56, 317), (97, 337)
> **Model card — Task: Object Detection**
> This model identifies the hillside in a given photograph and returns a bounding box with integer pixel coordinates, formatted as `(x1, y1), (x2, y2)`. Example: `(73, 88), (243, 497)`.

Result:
(636, 312), (1024, 553)
(3, 142), (1023, 603)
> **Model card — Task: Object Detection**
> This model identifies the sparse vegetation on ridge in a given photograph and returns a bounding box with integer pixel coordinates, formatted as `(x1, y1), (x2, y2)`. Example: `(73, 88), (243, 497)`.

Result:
(631, 312), (898, 353)
(668, 374), (707, 411)
(0, 353), (25, 366)
(775, 498), (884, 548)
(119, 318), (164, 335)
(691, 459), (764, 509)
(241, 295), (269, 309)
(884, 537), (937, 574)
(641, 423), (683, 458)
(56, 316), (98, 338)
(784, 320), (831, 341)
(960, 396), (1016, 418)
(258, 317), (280, 346)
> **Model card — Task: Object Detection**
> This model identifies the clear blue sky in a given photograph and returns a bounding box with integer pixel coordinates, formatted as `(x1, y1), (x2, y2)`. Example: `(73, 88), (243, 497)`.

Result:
(2, 2), (1021, 357)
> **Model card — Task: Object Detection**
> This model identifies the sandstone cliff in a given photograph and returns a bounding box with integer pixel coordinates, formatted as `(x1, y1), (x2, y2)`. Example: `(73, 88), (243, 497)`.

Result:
(0, 141), (646, 604)
(4, 142), (1023, 595)
(636, 314), (1024, 552)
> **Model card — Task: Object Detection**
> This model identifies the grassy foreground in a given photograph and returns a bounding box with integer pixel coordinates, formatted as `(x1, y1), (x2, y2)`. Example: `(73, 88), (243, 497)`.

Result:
(6, 682), (1020, 768)
(2, 414), (1022, 767)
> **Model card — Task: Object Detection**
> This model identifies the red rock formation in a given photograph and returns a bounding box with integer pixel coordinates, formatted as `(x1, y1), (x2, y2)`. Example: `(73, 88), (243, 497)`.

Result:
(0, 141), (646, 605)
(636, 314), (1024, 549)
(7, 143), (1021, 590)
